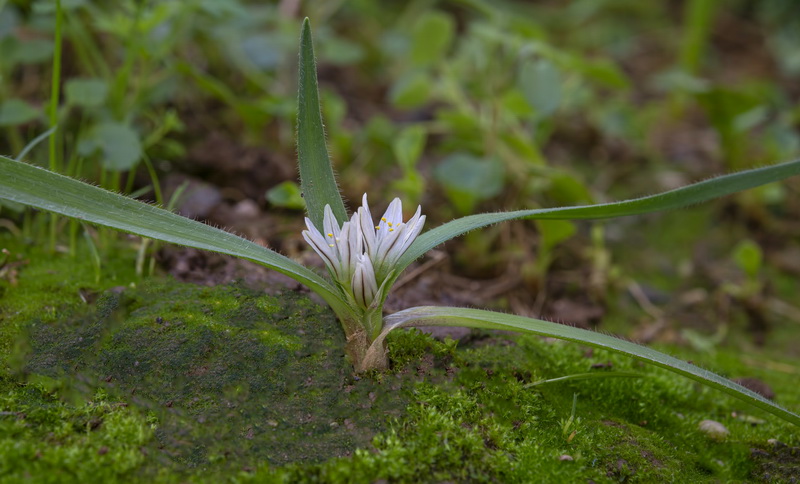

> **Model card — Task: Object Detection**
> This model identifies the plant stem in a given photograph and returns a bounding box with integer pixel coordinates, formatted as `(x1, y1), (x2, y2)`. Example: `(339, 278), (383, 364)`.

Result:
(48, 0), (63, 252)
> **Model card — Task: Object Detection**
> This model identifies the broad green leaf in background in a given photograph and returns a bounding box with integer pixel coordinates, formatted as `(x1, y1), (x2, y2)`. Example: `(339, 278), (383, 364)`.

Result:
(0, 155), (345, 314)
(374, 306), (800, 427)
(537, 219), (576, 254)
(544, 172), (594, 206)
(319, 35), (365, 65)
(31, 0), (86, 13)
(266, 181), (306, 210)
(392, 124), (427, 170)
(733, 239), (763, 279)
(297, 18), (347, 228)
(12, 38), (54, 64)
(434, 152), (505, 214)
(519, 59), (562, 117)
(77, 122), (142, 171)
(389, 71), (433, 110)
(0, 98), (39, 126)
(241, 34), (285, 70)
(409, 11), (455, 67)
(65, 78), (110, 108)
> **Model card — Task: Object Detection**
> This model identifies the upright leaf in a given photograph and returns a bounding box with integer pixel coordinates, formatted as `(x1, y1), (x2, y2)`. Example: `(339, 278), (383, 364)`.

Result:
(297, 18), (347, 228)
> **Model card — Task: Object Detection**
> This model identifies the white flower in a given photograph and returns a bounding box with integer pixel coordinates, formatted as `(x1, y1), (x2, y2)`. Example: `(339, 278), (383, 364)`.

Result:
(302, 205), (362, 284)
(302, 194), (425, 309)
(358, 194), (425, 279)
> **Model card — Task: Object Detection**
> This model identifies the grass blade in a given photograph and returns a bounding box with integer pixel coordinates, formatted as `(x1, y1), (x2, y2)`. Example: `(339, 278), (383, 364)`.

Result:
(524, 371), (644, 388)
(398, 159), (800, 272)
(379, 306), (800, 427)
(0, 156), (346, 311)
(297, 17), (348, 228)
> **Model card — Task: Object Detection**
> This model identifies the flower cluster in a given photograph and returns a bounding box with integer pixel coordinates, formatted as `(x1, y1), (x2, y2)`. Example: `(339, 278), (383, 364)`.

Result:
(302, 194), (425, 309)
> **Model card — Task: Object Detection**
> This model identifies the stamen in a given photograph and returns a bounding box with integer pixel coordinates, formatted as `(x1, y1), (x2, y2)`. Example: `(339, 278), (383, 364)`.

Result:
(375, 225), (380, 230)
(381, 217), (386, 222)
(387, 222), (393, 227)
(328, 244), (334, 247)
(327, 233), (333, 237)
(389, 228), (394, 232)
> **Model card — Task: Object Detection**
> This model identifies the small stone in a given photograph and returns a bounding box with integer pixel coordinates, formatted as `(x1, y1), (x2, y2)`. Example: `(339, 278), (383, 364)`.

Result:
(698, 419), (729, 441)
(559, 454), (574, 461)
(232, 199), (260, 219)
(767, 438), (786, 448)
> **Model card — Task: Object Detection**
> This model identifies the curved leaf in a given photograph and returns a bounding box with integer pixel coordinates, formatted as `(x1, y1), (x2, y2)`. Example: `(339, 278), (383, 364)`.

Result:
(298, 18), (347, 228)
(398, 159), (800, 273)
(0, 156), (347, 314)
(379, 306), (800, 427)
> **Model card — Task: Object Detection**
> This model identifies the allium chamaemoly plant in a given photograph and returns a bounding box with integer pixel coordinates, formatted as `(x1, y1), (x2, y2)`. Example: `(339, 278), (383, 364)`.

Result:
(1, 19), (799, 427)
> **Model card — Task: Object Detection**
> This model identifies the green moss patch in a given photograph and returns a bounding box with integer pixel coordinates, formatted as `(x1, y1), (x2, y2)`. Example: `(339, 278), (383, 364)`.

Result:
(10, 281), (413, 479)
(2, 237), (799, 482)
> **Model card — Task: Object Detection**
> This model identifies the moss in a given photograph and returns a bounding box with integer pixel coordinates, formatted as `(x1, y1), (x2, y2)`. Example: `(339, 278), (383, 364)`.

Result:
(2, 235), (799, 482)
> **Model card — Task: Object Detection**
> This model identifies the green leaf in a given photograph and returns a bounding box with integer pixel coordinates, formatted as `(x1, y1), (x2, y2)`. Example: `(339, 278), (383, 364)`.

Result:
(389, 71), (433, 109)
(0, 155), (346, 316)
(13, 38), (54, 64)
(266, 181), (306, 210)
(65, 78), (109, 108)
(0, 98), (40, 126)
(320, 35), (365, 65)
(545, 173), (594, 205)
(518, 59), (562, 117)
(77, 122), (142, 171)
(409, 11), (455, 67)
(392, 124), (427, 170)
(379, 306), (800, 427)
(537, 219), (576, 253)
(297, 18), (347, 229)
(434, 153), (505, 214)
(733, 239), (762, 279)
(398, 159), (800, 273)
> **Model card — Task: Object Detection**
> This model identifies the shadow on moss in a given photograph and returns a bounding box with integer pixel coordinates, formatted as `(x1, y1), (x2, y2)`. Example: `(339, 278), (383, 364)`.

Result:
(16, 281), (409, 473)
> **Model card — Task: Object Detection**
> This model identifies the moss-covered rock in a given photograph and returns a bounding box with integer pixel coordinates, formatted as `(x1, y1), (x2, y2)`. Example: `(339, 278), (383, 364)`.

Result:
(1, 237), (799, 482)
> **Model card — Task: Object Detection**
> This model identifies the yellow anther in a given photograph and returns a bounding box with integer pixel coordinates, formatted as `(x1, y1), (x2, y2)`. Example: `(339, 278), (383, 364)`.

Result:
(328, 244), (334, 247)
(387, 222), (393, 227)
(389, 228), (394, 232)
(375, 225), (380, 230)
(327, 233), (333, 237)
(381, 217), (386, 222)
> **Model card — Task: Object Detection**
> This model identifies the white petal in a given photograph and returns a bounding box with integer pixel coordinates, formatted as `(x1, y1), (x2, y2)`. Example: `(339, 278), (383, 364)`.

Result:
(348, 212), (363, 269)
(380, 198), (403, 227)
(374, 222), (404, 269)
(304, 217), (335, 258)
(336, 221), (352, 278)
(359, 194), (377, 256)
(302, 230), (340, 278)
(387, 213), (425, 266)
(322, 205), (341, 240)
(352, 254), (378, 308)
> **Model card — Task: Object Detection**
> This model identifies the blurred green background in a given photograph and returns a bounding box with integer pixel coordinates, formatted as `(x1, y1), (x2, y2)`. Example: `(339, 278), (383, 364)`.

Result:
(1, 0), (800, 349)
